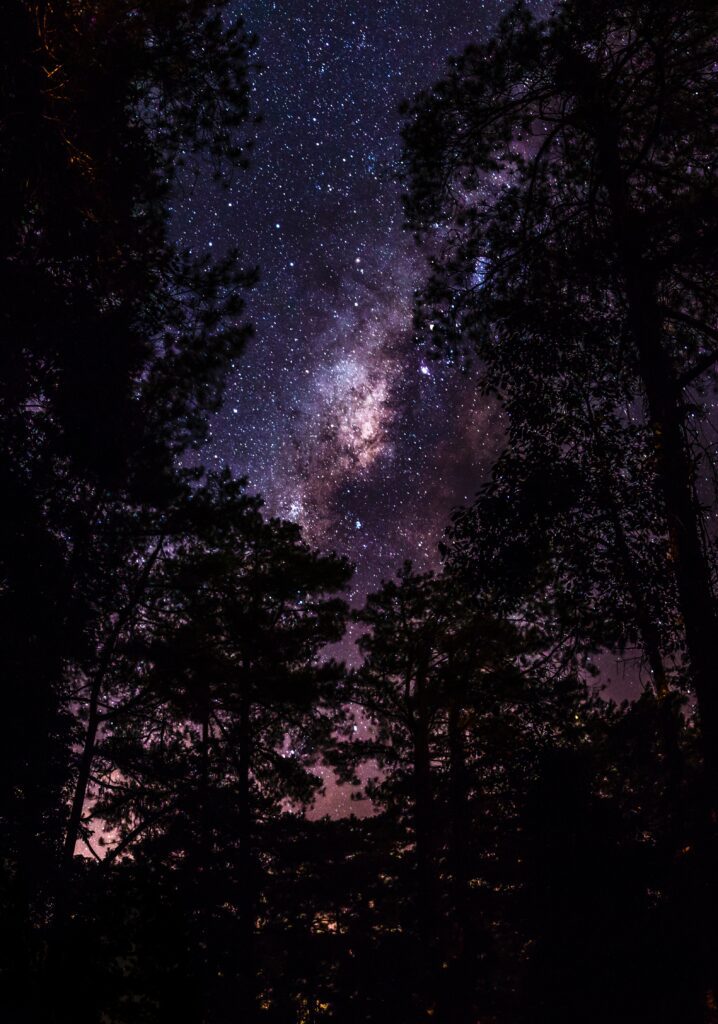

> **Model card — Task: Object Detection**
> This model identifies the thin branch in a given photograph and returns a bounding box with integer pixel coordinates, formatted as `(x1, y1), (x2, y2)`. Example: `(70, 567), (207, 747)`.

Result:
(80, 833), (103, 863)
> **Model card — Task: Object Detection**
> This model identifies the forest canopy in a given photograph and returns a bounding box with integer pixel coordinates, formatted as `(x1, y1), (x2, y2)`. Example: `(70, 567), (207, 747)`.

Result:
(1, 1), (718, 1022)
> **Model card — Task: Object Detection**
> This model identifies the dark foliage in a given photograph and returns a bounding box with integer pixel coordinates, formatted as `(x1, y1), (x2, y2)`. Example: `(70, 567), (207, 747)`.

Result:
(1, 1), (717, 1022)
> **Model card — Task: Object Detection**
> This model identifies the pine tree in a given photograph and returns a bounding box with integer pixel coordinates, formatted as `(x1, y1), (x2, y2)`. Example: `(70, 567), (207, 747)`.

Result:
(0, 2), (257, 1013)
(93, 474), (351, 1023)
(402, 0), (718, 802)
(350, 563), (597, 1021)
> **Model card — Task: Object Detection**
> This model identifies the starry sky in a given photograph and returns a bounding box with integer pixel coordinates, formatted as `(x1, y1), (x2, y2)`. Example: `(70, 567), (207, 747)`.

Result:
(172, 0), (649, 814)
(177, 0), (524, 610)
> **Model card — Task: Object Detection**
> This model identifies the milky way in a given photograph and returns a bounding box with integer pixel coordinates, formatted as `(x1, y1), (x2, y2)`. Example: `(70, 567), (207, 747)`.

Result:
(172, 0), (646, 816)
(177, 0), (523, 613)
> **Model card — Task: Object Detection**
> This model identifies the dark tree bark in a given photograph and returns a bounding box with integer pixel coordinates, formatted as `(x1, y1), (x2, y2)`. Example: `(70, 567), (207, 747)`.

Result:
(237, 690), (257, 1022)
(595, 118), (718, 808)
(444, 684), (474, 1024)
(410, 651), (441, 1019)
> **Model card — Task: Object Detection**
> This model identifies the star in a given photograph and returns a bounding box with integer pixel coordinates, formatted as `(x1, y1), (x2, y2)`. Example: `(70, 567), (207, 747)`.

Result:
(176, 0), (534, 813)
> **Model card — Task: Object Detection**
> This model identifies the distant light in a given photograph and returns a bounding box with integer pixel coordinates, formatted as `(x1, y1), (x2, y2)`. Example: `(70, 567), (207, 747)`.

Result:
(355, 519), (362, 529)
(420, 365), (430, 376)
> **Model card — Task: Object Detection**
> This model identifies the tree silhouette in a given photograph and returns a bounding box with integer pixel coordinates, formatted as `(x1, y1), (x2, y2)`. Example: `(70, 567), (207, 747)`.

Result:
(0, 1), (256, 1015)
(349, 563), (603, 1021)
(403, 0), (718, 803)
(2, 1), (718, 1020)
(92, 474), (351, 1022)
(403, 0), (718, 1013)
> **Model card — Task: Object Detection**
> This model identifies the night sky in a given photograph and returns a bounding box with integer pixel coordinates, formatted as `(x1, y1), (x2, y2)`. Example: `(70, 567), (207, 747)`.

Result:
(177, 0), (523, 607)
(173, 0), (647, 812)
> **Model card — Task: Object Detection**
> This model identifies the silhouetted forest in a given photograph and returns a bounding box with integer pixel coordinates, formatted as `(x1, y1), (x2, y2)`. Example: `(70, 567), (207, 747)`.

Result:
(2, 1), (718, 1021)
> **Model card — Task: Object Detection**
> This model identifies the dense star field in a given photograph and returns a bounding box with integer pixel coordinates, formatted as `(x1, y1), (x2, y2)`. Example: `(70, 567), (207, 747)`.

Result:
(6, 3), (718, 1018)
(173, 0), (652, 818)
(174, 0), (531, 819)
(179, 0), (520, 604)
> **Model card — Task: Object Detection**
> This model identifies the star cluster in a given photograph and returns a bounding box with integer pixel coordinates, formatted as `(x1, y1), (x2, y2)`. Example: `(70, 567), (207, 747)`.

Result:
(178, 0), (517, 611)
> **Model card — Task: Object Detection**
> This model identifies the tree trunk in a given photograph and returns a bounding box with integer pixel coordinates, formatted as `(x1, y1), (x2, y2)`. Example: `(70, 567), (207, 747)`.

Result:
(595, 120), (718, 807)
(238, 692), (257, 1022)
(411, 655), (439, 1019)
(45, 672), (103, 1023)
(608, 497), (669, 700)
(196, 693), (212, 1023)
(61, 679), (101, 874)
(593, 110), (718, 1012)
(628, 270), (718, 799)
(604, 490), (685, 841)
(444, 687), (473, 1024)
(59, 535), (165, 880)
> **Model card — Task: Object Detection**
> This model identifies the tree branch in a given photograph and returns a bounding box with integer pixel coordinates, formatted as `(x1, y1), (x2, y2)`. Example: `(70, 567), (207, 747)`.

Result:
(662, 309), (718, 387)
